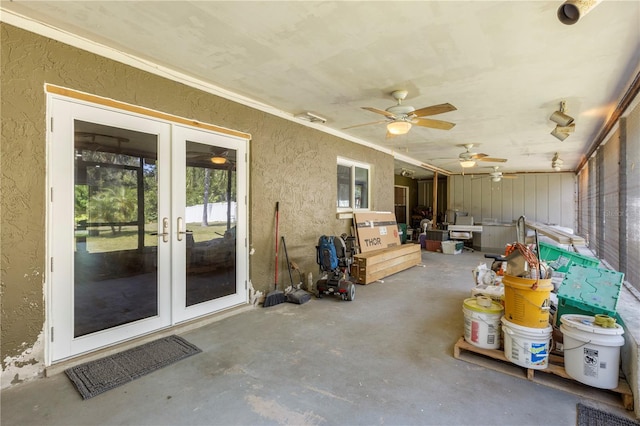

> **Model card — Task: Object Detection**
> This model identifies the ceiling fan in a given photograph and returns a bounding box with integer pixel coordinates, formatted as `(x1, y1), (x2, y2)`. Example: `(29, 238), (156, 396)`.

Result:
(343, 90), (456, 136)
(474, 166), (518, 182)
(457, 144), (507, 168)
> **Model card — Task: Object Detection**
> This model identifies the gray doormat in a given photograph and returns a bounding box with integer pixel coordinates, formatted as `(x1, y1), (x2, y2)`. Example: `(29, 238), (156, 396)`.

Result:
(65, 335), (201, 399)
(577, 403), (640, 426)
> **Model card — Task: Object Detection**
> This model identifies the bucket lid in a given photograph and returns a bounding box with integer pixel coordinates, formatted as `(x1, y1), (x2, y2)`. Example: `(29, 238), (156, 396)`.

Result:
(501, 316), (552, 334)
(463, 297), (503, 314)
(559, 314), (624, 336)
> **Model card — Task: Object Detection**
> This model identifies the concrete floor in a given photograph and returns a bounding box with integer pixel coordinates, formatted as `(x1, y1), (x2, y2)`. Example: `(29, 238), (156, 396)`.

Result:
(1, 249), (635, 425)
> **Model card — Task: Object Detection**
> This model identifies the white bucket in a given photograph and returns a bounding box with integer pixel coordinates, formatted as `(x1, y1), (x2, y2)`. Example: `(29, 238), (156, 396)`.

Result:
(463, 297), (503, 349)
(559, 314), (625, 389)
(502, 317), (552, 369)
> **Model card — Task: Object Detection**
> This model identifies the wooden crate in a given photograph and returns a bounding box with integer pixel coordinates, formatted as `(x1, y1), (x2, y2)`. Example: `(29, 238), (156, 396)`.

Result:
(352, 244), (421, 284)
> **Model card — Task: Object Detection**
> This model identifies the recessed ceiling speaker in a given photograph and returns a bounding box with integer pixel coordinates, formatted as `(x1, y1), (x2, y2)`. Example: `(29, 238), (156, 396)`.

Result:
(557, 0), (602, 25)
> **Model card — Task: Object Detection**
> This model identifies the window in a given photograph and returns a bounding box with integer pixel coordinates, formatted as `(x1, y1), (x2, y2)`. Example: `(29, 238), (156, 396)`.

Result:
(337, 158), (370, 210)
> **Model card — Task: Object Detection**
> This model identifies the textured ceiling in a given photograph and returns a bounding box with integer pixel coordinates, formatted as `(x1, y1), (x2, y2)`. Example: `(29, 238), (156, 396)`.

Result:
(3, 1), (639, 178)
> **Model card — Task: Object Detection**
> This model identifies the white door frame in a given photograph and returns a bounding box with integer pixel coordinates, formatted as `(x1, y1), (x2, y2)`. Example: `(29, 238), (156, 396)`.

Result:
(46, 88), (249, 364)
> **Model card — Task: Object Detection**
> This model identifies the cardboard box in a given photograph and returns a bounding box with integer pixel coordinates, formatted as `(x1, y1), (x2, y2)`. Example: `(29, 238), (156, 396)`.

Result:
(353, 244), (421, 284)
(353, 212), (401, 253)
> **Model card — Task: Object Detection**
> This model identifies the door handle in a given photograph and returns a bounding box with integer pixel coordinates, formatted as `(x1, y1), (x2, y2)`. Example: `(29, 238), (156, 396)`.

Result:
(151, 217), (170, 243)
(177, 217), (193, 241)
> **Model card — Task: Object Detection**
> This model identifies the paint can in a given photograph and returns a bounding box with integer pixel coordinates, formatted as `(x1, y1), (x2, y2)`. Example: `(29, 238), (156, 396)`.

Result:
(463, 297), (504, 349)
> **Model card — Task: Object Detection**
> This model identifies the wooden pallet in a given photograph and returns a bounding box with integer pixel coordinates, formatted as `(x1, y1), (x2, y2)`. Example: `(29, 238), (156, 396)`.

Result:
(453, 337), (634, 411)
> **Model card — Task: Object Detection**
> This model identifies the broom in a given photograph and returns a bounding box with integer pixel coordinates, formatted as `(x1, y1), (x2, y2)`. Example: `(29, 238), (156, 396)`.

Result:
(264, 202), (286, 307)
(282, 236), (311, 305)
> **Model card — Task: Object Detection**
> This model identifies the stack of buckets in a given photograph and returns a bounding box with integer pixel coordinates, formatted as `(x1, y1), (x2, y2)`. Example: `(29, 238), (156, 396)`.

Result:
(501, 275), (554, 369)
(463, 263), (626, 390)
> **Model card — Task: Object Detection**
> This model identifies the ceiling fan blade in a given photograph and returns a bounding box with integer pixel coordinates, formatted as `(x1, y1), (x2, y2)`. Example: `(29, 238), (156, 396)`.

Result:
(470, 153), (488, 159)
(411, 103), (457, 117)
(361, 107), (396, 118)
(501, 175), (518, 179)
(342, 119), (388, 130)
(411, 117), (456, 130)
(477, 157), (508, 163)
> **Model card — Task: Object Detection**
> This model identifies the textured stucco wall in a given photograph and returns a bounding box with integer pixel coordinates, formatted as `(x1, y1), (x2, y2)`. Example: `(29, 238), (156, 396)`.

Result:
(1, 24), (49, 387)
(0, 23), (394, 387)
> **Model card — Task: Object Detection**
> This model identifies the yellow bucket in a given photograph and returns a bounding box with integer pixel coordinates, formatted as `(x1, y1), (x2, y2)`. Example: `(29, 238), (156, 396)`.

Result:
(502, 275), (553, 328)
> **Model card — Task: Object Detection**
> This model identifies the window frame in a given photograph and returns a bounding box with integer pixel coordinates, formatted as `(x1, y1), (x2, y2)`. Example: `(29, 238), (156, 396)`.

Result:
(336, 157), (371, 212)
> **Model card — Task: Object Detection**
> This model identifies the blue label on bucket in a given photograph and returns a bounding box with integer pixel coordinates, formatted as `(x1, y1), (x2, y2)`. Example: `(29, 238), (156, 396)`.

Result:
(530, 342), (548, 364)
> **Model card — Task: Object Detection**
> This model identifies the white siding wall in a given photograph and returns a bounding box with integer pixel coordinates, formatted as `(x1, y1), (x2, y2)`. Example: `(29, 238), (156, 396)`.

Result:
(447, 173), (576, 228)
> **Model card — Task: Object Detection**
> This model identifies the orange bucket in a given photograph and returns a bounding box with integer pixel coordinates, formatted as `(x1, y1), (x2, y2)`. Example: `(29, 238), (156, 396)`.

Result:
(502, 275), (553, 328)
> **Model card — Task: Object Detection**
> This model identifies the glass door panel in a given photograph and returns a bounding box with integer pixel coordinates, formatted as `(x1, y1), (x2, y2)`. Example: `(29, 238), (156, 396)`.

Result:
(74, 121), (160, 337)
(172, 126), (247, 323)
(184, 141), (237, 306)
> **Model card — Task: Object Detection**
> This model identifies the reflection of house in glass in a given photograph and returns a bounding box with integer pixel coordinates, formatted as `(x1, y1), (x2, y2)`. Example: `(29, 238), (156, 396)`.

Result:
(185, 202), (237, 223)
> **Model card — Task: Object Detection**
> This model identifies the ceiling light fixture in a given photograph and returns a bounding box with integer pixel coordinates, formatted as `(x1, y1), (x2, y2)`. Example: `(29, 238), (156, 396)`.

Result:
(551, 152), (564, 171)
(550, 101), (575, 141)
(295, 111), (327, 123)
(550, 126), (571, 141)
(387, 121), (412, 135)
(211, 156), (227, 164)
(459, 160), (476, 168)
(550, 101), (574, 126)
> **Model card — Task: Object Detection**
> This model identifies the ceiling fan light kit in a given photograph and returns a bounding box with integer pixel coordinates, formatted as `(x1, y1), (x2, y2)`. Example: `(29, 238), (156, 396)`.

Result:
(460, 160), (476, 168)
(387, 121), (412, 135)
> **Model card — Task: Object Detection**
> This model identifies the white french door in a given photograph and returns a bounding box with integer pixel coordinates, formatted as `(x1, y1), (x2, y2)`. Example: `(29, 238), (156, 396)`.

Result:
(48, 95), (247, 363)
(171, 125), (248, 323)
